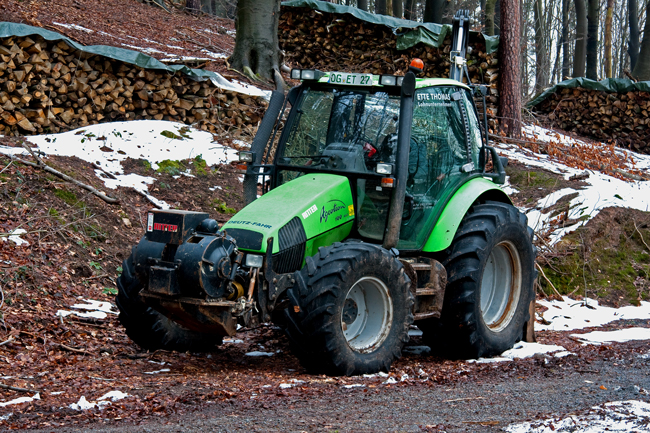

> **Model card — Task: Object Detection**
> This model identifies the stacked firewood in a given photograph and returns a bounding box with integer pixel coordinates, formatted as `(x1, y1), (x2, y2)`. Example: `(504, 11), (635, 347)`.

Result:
(0, 35), (266, 137)
(532, 87), (650, 154)
(279, 7), (500, 128)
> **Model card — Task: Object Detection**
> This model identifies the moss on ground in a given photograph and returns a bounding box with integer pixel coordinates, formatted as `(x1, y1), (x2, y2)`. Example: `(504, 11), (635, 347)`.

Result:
(538, 208), (650, 306)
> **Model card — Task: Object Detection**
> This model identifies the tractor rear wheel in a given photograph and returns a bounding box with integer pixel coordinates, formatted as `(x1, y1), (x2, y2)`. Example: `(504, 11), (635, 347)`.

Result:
(422, 201), (535, 359)
(115, 251), (222, 352)
(285, 242), (413, 376)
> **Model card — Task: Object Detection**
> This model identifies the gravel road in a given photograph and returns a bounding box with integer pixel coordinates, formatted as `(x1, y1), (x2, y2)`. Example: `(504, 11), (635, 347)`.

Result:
(31, 332), (650, 433)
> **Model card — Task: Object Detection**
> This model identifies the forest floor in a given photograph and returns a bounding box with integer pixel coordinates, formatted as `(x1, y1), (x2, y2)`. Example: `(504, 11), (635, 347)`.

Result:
(1, 0), (650, 431)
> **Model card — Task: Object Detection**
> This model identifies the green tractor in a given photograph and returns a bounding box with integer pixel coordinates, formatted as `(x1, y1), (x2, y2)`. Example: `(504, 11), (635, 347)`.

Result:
(116, 11), (536, 376)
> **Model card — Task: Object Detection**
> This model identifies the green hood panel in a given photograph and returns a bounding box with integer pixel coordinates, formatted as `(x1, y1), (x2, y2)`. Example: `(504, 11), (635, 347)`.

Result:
(222, 174), (355, 254)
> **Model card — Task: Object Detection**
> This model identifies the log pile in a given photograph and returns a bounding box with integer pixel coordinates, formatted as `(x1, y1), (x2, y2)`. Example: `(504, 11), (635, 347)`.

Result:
(532, 87), (650, 154)
(0, 35), (266, 137)
(279, 7), (500, 128)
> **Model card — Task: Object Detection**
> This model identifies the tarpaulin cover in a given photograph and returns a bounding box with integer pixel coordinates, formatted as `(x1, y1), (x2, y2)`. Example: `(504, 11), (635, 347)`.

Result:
(0, 21), (268, 96)
(528, 77), (650, 108)
(281, 0), (498, 53)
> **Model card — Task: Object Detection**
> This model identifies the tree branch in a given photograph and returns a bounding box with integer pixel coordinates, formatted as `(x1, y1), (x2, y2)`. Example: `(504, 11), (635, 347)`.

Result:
(5, 146), (119, 205)
(0, 383), (40, 393)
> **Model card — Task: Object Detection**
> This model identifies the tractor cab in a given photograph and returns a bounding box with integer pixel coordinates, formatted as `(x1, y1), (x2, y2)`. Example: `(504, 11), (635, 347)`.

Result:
(266, 73), (489, 252)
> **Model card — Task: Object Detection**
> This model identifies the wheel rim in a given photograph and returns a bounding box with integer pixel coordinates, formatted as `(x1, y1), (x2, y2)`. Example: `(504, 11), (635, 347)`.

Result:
(341, 276), (393, 353)
(480, 241), (522, 332)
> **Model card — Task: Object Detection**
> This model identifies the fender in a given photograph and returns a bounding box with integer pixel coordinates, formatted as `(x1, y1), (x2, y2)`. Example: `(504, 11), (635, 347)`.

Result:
(422, 177), (511, 252)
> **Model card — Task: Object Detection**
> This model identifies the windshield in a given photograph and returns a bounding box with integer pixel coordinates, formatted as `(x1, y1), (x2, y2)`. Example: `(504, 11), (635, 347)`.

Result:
(277, 88), (400, 178)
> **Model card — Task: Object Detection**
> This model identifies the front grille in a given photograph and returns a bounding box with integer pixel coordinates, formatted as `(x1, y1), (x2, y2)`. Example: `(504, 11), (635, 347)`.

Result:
(273, 217), (306, 273)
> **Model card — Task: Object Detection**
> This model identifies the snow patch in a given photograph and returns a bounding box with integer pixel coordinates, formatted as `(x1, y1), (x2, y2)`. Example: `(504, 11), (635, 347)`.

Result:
(52, 22), (93, 33)
(468, 342), (568, 363)
(1, 121), (240, 208)
(505, 399), (650, 433)
(571, 327), (650, 345)
(496, 126), (650, 246)
(0, 393), (40, 407)
(143, 368), (170, 375)
(57, 299), (118, 320)
(1, 228), (29, 246)
(244, 351), (274, 357)
(537, 297), (650, 331)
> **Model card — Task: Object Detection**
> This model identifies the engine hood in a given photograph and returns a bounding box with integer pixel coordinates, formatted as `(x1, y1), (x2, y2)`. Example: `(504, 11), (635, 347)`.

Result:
(221, 174), (355, 254)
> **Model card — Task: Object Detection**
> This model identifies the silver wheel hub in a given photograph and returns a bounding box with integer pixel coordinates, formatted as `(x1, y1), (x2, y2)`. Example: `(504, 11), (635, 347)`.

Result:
(480, 241), (522, 332)
(342, 276), (393, 353)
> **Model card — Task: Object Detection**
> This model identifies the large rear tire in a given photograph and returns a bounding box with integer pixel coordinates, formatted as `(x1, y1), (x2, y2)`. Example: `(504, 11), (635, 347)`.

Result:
(285, 242), (414, 376)
(421, 201), (535, 359)
(115, 251), (222, 352)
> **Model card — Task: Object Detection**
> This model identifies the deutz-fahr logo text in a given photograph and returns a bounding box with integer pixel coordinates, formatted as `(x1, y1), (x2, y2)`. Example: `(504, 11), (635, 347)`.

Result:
(153, 223), (178, 232)
(320, 200), (346, 223)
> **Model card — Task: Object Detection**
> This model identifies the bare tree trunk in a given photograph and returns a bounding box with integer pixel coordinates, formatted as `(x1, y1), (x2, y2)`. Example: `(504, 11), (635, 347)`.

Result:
(229, 0), (282, 87)
(186, 0), (201, 13)
(485, 0), (498, 35)
(393, 0), (403, 18)
(494, 0), (501, 34)
(499, 0), (522, 139)
(534, 0), (547, 93)
(521, 0), (530, 99)
(604, 0), (614, 77)
(574, 0), (587, 77)
(358, 0), (368, 11)
(561, 0), (570, 80)
(586, 0), (599, 79)
(629, 0), (640, 70)
(404, 0), (414, 19)
(376, 0), (387, 14)
(632, 1), (650, 79)
(424, 0), (445, 22)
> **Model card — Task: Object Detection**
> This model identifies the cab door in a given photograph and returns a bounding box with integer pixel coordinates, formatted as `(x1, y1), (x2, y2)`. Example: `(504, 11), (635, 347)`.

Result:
(397, 86), (482, 250)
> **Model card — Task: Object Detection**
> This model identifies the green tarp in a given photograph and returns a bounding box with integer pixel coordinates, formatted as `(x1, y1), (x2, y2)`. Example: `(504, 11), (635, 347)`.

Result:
(281, 0), (499, 53)
(0, 21), (221, 83)
(528, 77), (650, 108)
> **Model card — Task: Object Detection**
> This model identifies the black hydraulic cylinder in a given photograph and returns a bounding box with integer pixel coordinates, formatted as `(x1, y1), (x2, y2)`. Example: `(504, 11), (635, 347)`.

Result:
(383, 71), (415, 250)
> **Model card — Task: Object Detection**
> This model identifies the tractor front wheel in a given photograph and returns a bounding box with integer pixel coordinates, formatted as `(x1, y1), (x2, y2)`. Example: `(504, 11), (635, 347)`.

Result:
(115, 251), (222, 352)
(285, 242), (413, 376)
(423, 201), (535, 359)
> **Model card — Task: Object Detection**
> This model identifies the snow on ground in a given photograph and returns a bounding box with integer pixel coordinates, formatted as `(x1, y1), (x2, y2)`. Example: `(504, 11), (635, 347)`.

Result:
(463, 295), (650, 363)
(536, 296), (650, 331)
(505, 400), (650, 433)
(0, 228), (29, 246)
(69, 391), (129, 411)
(571, 327), (650, 345)
(468, 342), (570, 364)
(0, 120), (242, 208)
(497, 124), (650, 245)
(0, 393), (40, 408)
(56, 298), (119, 320)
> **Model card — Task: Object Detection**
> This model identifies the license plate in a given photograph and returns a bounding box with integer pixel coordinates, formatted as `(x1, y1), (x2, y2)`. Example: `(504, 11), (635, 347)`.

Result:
(328, 72), (373, 86)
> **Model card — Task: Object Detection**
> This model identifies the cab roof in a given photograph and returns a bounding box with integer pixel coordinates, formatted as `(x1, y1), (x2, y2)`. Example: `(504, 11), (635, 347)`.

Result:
(313, 72), (471, 91)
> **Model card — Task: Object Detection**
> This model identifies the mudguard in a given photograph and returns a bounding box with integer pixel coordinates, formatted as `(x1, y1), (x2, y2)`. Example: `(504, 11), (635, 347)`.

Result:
(422, 177), (511, 252)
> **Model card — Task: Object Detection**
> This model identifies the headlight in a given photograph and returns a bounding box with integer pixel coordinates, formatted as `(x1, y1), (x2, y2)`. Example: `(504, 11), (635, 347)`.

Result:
(376, 163), (393, 175)
(238, 151), (254, 163)
(245, 254), (264, 268)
